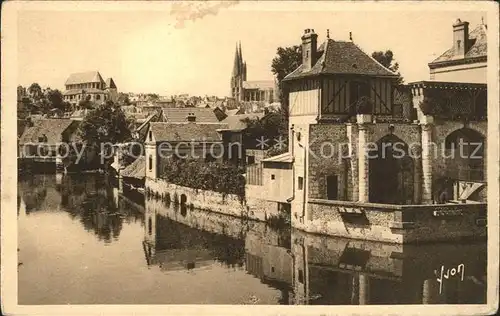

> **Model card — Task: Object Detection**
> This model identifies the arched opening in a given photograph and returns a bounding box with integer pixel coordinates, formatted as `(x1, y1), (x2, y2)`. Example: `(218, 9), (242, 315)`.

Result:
(444, 128), (485, 182)
(148, 217), (152, 236)
(369, 134), (414, 205)
(180, 194), (188, 216)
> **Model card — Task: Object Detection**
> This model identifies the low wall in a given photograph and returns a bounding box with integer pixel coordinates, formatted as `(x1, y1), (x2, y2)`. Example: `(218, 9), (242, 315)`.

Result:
(297, 199), (487, 243)
(146, 178), (278, 222)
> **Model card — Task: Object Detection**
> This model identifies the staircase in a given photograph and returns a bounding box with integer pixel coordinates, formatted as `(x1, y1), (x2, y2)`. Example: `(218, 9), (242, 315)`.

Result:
(454, 181), (486, 201)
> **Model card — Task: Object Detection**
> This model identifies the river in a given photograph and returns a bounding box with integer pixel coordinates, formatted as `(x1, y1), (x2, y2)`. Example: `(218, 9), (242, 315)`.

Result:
(18, 174), (487, 305)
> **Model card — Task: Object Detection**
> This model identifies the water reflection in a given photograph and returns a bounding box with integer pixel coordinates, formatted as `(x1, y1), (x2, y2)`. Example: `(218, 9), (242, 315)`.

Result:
(19, 174), (144, 244)
(18, 174), (487, 305)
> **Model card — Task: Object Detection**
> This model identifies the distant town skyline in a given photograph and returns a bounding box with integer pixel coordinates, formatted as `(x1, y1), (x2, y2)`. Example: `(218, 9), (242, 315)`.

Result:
(16, 2), (486, 96)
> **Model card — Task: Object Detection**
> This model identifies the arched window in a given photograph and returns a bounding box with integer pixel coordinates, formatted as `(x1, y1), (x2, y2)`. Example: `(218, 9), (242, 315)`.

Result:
(148, 155), (153, 171)
(96, 94), (101, 100)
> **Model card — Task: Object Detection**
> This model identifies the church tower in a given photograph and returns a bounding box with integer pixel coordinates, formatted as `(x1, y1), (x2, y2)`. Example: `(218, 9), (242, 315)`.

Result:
(230, 42), (246, 102)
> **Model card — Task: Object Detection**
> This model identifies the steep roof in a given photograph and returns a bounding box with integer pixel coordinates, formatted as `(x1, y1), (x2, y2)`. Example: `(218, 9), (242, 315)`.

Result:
(65, 71), (105, 85)
(19, 119), (79, 144)
(429, 24), (487, 66)
(149, 122), (228, 142)
(162, 108), (220, 123)
(284, 39), (398, 81)
(242, 81), (275, 90)
(105, 78), (117, 89)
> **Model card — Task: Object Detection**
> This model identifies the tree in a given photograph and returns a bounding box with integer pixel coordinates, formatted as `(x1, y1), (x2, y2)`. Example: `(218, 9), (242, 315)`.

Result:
(28, 83), (43, 100)
(79, 101), (133, 146)
(117, 92), (130, 105)
(371, 50), (404, 84)
(271, 45), (302, 114)
(46, 89), (65, 111)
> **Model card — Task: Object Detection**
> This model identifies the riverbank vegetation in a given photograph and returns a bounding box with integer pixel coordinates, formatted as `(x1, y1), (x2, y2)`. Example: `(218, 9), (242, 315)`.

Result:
(161, 159), (246, 200)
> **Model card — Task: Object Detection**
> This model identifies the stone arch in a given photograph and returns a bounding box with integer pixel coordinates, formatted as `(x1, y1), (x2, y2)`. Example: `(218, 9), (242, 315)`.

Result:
(369, 134), (414, 205)
(443, 127), (485, 182)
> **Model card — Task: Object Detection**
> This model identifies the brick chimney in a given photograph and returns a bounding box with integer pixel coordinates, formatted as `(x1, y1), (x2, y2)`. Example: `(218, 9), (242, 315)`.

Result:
(453, 19), (469, 57)
(301, 28), (318, 71)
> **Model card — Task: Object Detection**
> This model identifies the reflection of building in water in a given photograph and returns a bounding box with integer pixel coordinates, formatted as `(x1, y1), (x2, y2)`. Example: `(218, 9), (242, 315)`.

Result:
(143, 200), (246, 271)
(290, 230), (486, 305)
(245, 230), (294, 304)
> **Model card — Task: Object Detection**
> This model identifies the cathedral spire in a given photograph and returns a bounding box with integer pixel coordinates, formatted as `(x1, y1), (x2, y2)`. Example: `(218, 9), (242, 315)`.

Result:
(232, 43), (240, 77)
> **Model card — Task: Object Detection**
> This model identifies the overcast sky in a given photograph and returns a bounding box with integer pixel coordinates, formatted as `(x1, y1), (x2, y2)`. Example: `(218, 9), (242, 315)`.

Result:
(16, 2), (486, 97)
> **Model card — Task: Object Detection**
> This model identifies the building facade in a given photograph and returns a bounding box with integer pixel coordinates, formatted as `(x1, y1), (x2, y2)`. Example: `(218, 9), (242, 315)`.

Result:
(246, 27), (487, 243)
(230, 42), (276, 103)
(429, 19), (487, 83)
(63, 71), (118, 106)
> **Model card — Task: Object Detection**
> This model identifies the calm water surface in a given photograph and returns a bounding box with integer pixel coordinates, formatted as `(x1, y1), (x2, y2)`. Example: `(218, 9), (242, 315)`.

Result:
(18, 174), (487, 305)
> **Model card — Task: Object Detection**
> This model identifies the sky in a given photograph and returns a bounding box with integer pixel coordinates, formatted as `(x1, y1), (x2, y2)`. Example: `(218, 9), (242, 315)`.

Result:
(16, 2), (487, 97)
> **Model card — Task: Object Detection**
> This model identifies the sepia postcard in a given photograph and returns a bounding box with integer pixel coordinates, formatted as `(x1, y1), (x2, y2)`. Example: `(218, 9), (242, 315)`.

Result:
(1, 1), (499, 315)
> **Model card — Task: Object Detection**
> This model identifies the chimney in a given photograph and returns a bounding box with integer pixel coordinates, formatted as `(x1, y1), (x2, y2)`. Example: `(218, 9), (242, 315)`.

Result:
(453, 19), (469, 57)
(301, 28), (318, 71)
(187, 112), (196, 122)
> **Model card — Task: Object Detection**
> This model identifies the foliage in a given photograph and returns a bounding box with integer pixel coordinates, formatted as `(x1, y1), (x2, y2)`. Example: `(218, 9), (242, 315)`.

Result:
(147, 93), (159, 100)
(161, 159), (246, 200)
(79, 101), (133, 146)
(271, 45), (302, 114)
(355, 96), (374, 114)
(241, 110), (288, 149)
(45, 88), (65, 111)
(371, 50), (404, 84)
(117, 93), (130, 105)
(28, 83), (43, 100)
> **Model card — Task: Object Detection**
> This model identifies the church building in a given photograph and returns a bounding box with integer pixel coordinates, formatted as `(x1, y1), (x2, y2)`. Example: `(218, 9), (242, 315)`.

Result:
(230, 42), (276, 104)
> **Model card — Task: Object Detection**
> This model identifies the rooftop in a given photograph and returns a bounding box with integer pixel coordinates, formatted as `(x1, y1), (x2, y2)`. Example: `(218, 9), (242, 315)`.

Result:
(219, 113), (264, 131)
(65, 71), (105, 85)
(284, 38), (398, 81)
(120, 156), (145, 180)
(242, 81), (275, 90)
(162, 108), (220, 123)
(149, 122), (228, 142)
(429, 23), (487, 67)
(19, 119), (80, 145)
(262, 152), (294, 163)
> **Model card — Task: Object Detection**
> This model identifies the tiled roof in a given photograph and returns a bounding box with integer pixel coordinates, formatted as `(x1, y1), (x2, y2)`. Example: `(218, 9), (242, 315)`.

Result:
(284, 39), (398, 81)
(65, 71), (105, 85)
(429, 24), (487, 65)
(149, 122), (228, 142)
(19, 119), (79, 145)
(105, 78), (117, 89)
(220, 113), (264, 131)
(63, 88), (107, 95)
(162, 108), (220, 123)
(121, 156), (145, 179)
(242, 81), (275, 90)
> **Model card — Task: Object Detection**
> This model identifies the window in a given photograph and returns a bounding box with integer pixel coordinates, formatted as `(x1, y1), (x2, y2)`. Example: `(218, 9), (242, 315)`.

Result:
(96, 94), (101, 100)
(298, 269), (304, 284)
(298, 177), (304, 190)
(326, 175), (338, 200)
(148, 155), (153, 171)
(271, 174), (275, 180)
(247, 155), (255, 165)
(457, 40), (461, 49)
(148, 131), (152, 141)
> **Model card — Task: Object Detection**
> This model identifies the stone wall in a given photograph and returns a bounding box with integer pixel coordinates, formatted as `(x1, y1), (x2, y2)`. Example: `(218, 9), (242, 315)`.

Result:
(308, 124), (349, 200)
(146, 177), (279, 222)
(296, 199), (486, 243)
